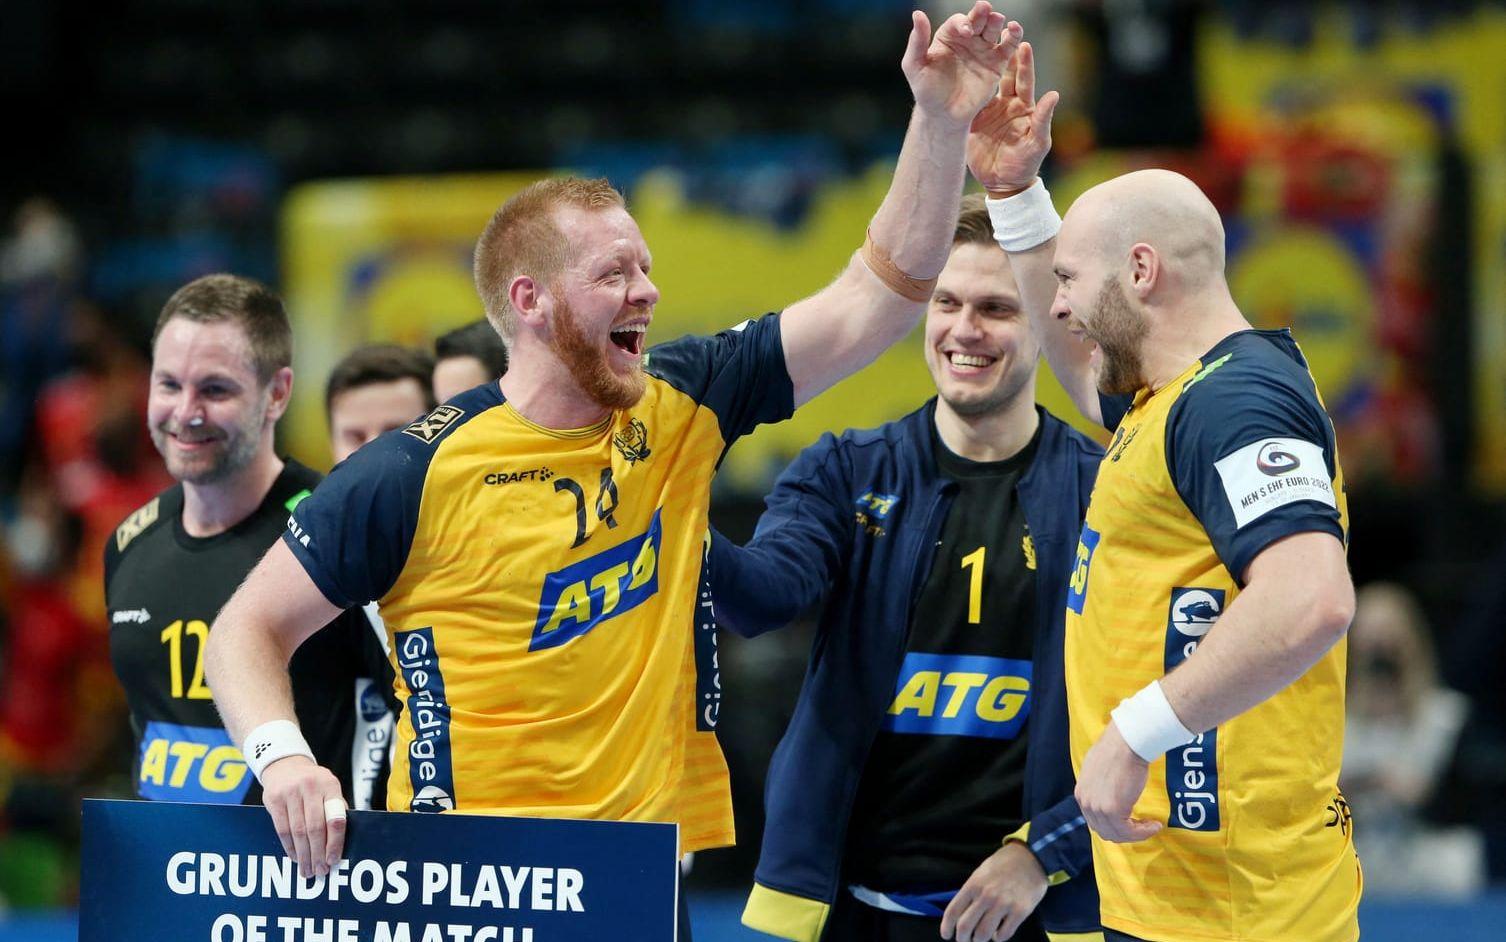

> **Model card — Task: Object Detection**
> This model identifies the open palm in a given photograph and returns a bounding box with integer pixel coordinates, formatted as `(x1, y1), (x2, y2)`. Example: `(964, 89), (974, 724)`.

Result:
(903, 2), (1022, 128)
(968, 42), (1060, 193)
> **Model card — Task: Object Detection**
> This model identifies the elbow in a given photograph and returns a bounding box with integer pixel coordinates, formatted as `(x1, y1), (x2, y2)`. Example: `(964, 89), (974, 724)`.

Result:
(1308, 579), (1356, 650)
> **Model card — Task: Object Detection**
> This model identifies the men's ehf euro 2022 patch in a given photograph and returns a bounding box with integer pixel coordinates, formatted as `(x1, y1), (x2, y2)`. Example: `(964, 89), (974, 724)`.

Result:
(1213, 437), (1335, 529)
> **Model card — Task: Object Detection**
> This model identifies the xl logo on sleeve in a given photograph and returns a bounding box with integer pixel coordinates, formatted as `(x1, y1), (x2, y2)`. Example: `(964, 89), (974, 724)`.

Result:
(137, 723), (252, 803)
(883, 653), (1032, 739)
(1163, 587), (1225, 832)
(531, 509), (663, 651)
(1065, 524), (1101, 615)
(1214, 437), (1335, 528)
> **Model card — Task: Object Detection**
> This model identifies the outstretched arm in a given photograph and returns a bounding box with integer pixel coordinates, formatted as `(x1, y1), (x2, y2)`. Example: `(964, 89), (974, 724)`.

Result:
(709, 436), (849, 637)
(781, 3), (1021, 406)
(966, 43), (1101, 425)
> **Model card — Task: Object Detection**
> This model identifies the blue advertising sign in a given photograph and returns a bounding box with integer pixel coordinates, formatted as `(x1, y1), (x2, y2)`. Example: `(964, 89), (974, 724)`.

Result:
(80, 800), (678, 942)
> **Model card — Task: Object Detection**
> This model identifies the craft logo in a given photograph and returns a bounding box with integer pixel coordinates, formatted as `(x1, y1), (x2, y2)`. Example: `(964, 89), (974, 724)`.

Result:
(396, 627), (455, 813)
(1164, 587), (1225, 831)
(112, 608), (152, 625)
(530, 509), (662, 651)
(883, 653), (1032, 740)
(613, 418), (651, 464)
(482, 467), (554, 486)
(402, 405), (464, 444)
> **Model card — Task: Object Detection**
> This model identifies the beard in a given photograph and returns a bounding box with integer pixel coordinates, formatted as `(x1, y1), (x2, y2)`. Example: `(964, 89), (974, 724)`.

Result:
(150, 395), (267, 486)
(1087, 276), (1149, 396)
(551, 298), (646, 411)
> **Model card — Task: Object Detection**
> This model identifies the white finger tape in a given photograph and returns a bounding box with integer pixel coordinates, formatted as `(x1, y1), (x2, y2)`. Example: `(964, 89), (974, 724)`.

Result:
(323, 797), (348, 823)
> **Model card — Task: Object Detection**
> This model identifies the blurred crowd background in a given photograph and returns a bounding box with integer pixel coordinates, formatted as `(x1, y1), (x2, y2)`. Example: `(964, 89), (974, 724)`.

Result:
(3, 0), (1506, 936)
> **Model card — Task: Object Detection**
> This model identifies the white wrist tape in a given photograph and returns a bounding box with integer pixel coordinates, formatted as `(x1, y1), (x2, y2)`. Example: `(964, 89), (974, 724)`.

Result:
(1111, 681), (1196, 762)
(243, 719), (315, 781)
(986, 179), (1062, 252)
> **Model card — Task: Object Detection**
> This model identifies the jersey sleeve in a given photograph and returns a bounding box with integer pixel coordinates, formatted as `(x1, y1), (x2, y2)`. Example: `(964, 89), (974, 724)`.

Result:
(708, 432), (849, 637)
(281, 426), (436, 610)
(643, 312), (795, 449)
(1166, 370), (1345, 584)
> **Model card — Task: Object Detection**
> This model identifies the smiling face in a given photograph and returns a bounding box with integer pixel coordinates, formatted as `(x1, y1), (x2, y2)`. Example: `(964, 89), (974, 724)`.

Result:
(1050, 214), (1150, 396)
(547, 204), (659, 411)
(923, 241), (1039, 417)
(148, 318), (283, 484)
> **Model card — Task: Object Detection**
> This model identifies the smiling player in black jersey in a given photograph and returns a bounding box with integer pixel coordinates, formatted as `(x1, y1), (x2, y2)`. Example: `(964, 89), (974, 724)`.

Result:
(105, 274), (391, 808)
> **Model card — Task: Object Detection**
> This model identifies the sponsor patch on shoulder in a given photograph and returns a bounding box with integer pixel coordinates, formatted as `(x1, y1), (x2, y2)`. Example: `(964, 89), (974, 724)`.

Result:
(402, 404), (465, 444)
(115, 498), (161, 551)
(1213, 437), (1335, 528)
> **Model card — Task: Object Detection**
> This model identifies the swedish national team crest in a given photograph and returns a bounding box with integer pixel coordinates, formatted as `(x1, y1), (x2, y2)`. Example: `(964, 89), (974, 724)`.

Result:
(614, 418), (651, 463)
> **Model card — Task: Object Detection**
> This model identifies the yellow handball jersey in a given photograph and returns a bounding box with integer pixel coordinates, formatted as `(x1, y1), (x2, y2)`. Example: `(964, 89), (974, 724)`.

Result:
(1064, 330), (1360, 942)
(283, 314), (794, 853)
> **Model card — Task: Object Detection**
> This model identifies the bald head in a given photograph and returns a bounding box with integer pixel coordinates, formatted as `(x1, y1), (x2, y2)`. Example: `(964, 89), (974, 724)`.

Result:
(1064, 169), (1226, 290)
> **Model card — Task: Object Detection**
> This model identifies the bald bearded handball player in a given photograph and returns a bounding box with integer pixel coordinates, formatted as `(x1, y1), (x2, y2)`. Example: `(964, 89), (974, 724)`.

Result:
(965, 41), (1361, 942)
(203, 8), (1026, 926)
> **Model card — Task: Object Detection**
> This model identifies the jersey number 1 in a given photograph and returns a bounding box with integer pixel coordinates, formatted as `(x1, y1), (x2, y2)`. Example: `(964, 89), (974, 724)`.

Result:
(961, 546), (986, 625)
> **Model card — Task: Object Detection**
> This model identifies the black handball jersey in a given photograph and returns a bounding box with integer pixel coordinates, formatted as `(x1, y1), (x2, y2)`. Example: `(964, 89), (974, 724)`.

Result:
(105, 459), (392, 806)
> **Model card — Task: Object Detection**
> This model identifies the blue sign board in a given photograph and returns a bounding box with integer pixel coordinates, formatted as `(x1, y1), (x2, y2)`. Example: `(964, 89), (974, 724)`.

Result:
(80, 800), (678, 942)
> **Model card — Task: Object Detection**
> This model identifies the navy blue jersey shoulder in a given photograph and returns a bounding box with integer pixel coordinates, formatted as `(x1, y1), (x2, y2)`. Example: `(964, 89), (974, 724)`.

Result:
(282, 384), (505, 610)
(643, 312), (794, 447)
(1098, 391), (1135, 431)
(1165, 329), (1345, 584)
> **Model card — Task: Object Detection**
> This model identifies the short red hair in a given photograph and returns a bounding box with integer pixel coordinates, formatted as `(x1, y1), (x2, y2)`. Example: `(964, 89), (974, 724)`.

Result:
(472, 177), (625, 348)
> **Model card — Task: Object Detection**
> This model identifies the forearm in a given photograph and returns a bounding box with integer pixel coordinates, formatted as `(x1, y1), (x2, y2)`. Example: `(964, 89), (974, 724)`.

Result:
(1161, 575), (1352, 733)
(711, 530), (828, 637)
(870, 107), (969, 278)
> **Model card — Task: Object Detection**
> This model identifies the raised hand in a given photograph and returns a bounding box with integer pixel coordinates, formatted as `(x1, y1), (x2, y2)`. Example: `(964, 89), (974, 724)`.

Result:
(902, 2), (1023, 129)
(967, 41), (1060, 195)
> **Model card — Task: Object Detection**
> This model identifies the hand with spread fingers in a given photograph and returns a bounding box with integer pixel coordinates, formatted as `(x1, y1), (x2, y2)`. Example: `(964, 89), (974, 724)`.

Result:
(261, 756), (348, 879)
(1074, 721), (1164, 844)
(901, 2), (1024, 129)
(966, 41), (1060, 196)
(940, 841), (1049, 942)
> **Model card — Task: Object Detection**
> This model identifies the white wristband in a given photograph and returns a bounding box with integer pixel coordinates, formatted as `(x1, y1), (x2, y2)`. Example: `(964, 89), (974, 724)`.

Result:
(1110, 681), (1196, 762)
(985, 179), (1062, 252)
(243, 719), (315, 781)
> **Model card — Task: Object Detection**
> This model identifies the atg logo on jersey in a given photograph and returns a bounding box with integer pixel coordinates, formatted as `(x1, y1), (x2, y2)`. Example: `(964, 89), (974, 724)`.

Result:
(137, 722), (252, 803)
(531, 508), (663, 651)
(396, 627), (456, 813)
(1066, 524), (1101, 615)
(883, 653), (1032, 740)
(1164, 587), (1225, 832)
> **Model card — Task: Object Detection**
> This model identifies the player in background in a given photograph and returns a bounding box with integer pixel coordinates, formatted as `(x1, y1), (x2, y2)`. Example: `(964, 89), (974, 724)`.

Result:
(326, 343), (436, 464)
(104, 274), (391, 810)
(203, 10), (1024, 938)
(711, 194), (1103, 942)
(432, 319), (508, 403)
(969, 42), (1360, 942)
(323, 342), (439, 806)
